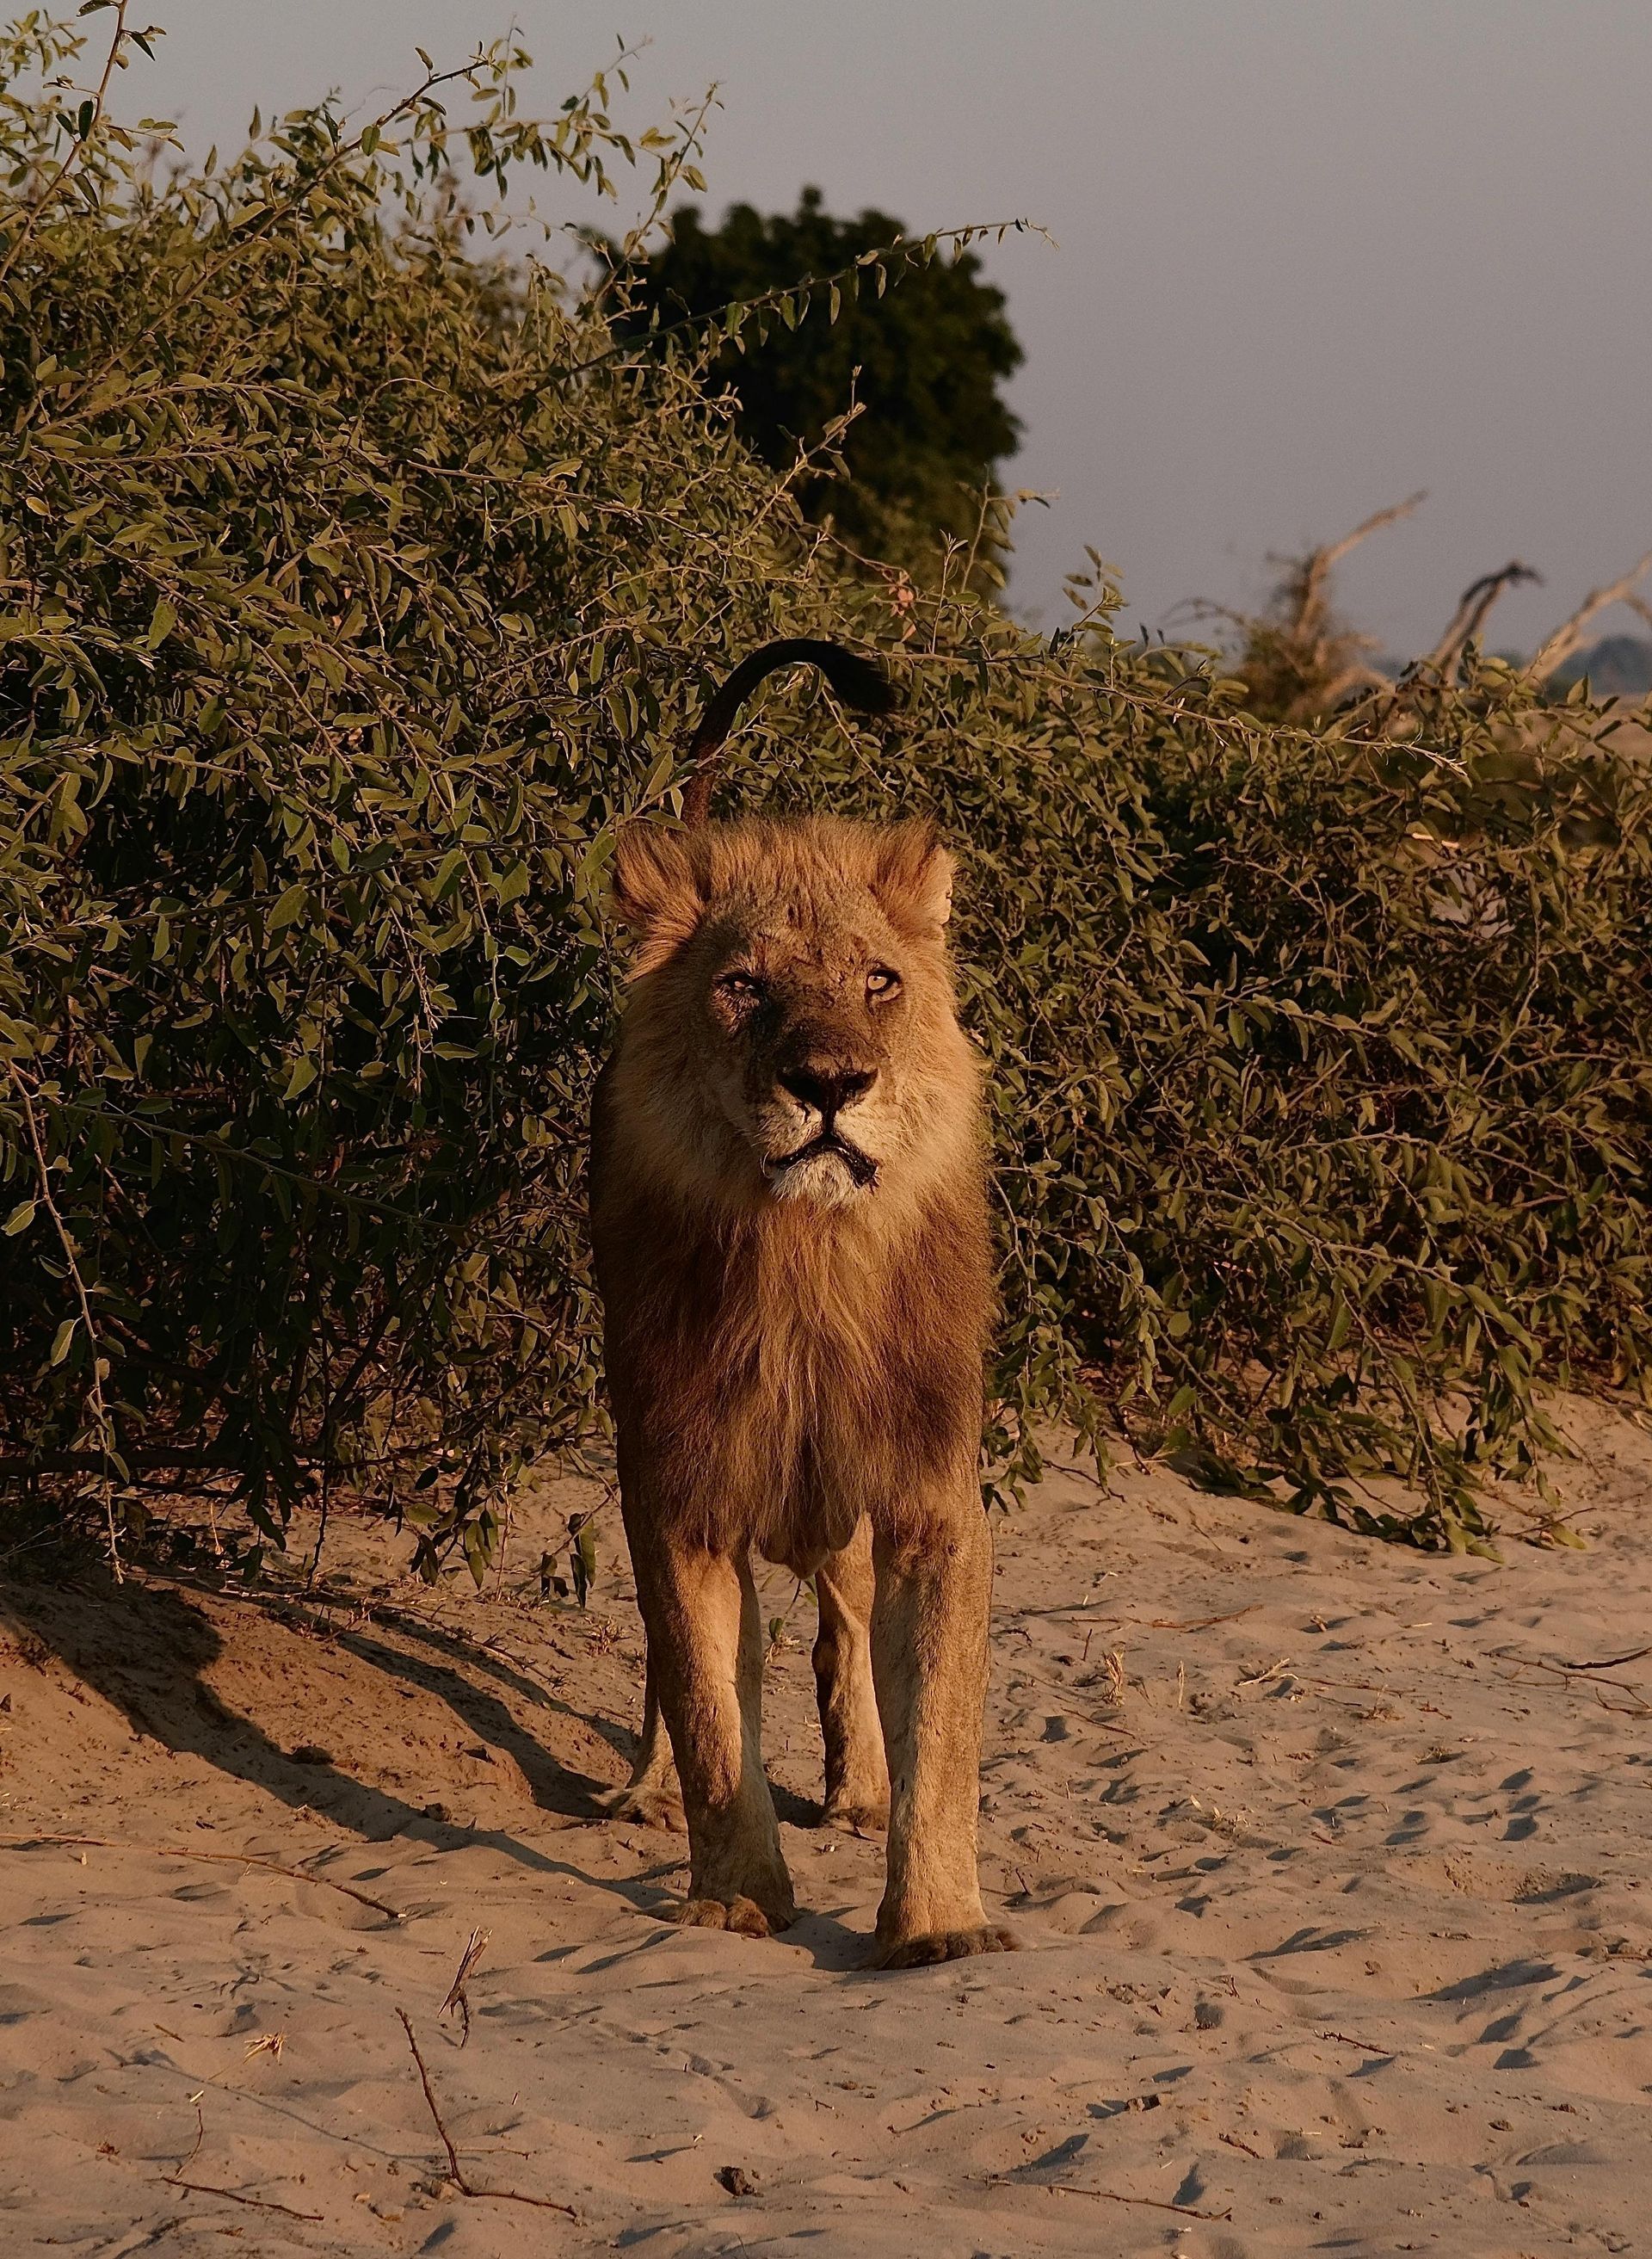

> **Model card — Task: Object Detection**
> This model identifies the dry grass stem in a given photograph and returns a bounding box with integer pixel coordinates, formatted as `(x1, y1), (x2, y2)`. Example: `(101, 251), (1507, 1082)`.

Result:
(441, 1927), (490, 2046)
(1235, 1657), (1292, 1688)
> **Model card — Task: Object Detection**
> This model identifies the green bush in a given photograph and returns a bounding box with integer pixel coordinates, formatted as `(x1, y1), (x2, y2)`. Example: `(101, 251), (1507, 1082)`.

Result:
(3, 15), (1648, 1572)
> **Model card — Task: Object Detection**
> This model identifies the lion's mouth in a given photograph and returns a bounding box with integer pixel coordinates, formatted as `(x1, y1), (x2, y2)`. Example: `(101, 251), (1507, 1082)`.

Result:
(762, 1129), (879, 1191)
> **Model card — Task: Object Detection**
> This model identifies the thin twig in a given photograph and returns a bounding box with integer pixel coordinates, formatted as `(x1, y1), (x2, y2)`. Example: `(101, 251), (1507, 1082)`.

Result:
(161, 2178), (323, 2222)
(1554, 1644), (1652, 1672)
(397, 2009), (576, 2216)
(987, 2174), (1232, 2222)
(589, 83), (720, 312)
(1045, 1458), (1109, 1490)
(6, 1834), (401, 1921)
(1143, 1605), (1258, 1633)
(1487, 1648), (1650, 1707)
(400, 2009), (464, 2185)
(8, 1068), (120, 1573)
(0, 3), (131, 289)
(179, 2092), (206, 2173)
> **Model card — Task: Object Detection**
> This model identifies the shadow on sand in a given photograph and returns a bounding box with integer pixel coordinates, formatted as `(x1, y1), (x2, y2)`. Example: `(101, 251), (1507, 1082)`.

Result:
(0, 1531), (845, 1953)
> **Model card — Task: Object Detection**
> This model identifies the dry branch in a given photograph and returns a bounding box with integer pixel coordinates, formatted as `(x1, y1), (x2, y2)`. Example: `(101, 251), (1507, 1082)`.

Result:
(1420, 561), (1540, 676)
(397, 2009), (577, 2216)
(1526, 550), (1652, 684)
(162, 2177), (323, 2222)
(1179, 491), (1427, 724)
(1291, 491), (1427, 638)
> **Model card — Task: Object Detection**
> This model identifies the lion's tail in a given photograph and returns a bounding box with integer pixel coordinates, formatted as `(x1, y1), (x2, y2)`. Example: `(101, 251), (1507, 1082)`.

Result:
(681, 639), (897, 828)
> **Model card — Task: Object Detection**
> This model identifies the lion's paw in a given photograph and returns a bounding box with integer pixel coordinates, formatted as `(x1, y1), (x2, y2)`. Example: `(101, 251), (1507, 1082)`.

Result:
(869, 1923), (1020, 1971)
(820, 1793), (889, 1836)
(668, 1894), (787, 1938)
(598, 1781), (686, 1832)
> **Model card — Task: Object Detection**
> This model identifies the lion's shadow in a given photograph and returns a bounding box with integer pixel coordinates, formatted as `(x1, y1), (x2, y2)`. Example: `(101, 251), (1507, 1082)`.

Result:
(0, 1535), (661, 1904)
(1, 1530), (848, 1944)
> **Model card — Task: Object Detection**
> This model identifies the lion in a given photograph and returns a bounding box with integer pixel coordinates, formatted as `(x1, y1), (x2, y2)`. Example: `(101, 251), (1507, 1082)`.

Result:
(589, 641), (1015, 1968)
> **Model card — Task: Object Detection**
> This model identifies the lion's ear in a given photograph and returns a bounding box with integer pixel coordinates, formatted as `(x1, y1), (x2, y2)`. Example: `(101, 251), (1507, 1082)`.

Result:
(611, 823), (703, 964)
(872, 820), (954, 935)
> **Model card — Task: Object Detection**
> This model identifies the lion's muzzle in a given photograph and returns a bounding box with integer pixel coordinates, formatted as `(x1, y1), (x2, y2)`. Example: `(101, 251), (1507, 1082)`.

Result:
(762, 1127), (879, 1192)
(763, 1060), (881, 1197)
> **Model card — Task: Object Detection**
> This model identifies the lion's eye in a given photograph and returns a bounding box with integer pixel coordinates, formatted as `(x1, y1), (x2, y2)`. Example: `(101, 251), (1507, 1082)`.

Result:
(866, 966), (902, 1001)
(717, 972), (764, 1004)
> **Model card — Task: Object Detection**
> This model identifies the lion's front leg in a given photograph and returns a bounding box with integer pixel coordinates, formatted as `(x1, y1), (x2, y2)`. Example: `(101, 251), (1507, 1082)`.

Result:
(628, 1523), (795, 1935)
(867, 1490), (1018, 1969)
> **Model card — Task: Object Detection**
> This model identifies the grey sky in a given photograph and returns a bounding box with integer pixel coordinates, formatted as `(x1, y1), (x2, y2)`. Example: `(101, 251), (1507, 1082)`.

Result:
(122, 3), (1651, 656)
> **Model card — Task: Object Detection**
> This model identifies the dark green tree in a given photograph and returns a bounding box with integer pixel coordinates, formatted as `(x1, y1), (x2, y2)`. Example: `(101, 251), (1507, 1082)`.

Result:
(609, 187), (1023, 585)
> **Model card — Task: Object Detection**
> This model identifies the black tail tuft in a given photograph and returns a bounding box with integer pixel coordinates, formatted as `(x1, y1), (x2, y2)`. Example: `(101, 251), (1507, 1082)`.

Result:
(681, 639), (898, 826)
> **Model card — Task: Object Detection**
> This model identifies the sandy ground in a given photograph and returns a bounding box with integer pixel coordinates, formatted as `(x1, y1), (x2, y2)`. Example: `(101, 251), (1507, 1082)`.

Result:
(3, 1410), (1651, 2259)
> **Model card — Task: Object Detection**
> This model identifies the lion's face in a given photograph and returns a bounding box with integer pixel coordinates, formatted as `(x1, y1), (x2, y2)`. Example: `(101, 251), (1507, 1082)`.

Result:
(610, 816), (977, 1212)
(700, 889), (919, 1207)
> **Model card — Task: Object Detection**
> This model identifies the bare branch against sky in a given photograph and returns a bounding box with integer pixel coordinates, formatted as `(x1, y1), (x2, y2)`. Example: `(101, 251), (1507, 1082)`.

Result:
(139, 1), (1650, 654)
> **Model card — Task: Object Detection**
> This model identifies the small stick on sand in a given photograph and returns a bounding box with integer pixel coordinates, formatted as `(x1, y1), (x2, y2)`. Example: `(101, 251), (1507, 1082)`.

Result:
(1233, 1657), (1291, 1688)
(6, 1834), (401, 1921)
(163, 2178), (323, 2222)
(179, 2093), (206, 2173)
(988, 2175), (1232, 2222)
(397, 2009), (576, 2217)
(1143, 1605), (1259, 1633)
(441, 1927), (490, 2046)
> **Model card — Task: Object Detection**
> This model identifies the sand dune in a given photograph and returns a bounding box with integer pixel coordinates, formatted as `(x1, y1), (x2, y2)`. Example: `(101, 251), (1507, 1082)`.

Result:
(3, 1408), (1650, 2256)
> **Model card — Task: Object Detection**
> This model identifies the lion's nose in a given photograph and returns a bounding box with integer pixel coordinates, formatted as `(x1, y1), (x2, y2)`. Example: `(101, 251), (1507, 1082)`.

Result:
(779, 1065), (877, 1120)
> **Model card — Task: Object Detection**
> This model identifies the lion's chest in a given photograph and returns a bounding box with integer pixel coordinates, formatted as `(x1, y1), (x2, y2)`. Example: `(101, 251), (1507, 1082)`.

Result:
(599, 1175), (983, 1565)
(712, 1273), (891, 1569)
(622, 1228), (902, 1566)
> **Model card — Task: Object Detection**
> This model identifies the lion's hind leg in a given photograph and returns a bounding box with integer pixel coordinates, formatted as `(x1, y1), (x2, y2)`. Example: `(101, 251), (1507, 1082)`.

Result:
(814, 1519), (890, 1833)
(600, 1657), (685, 1831)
